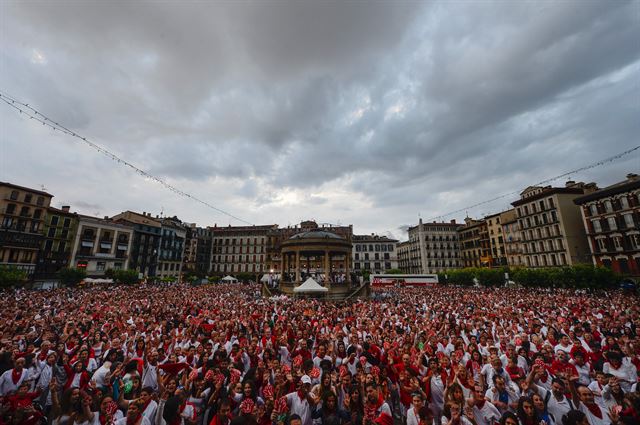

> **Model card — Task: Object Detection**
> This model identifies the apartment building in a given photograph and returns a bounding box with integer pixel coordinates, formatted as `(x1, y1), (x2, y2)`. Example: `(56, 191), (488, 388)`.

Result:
(398, 219), (462, 273)
(458, 217), (490, 268)
(70, 215), (133, 276)
(112, 211), (162, 278)
(352, 234), (398, 273)
(574, 173), (640, 277)
(511, 181), (596, 268)
(35, 205), (79, 280)
(157, 216), (186, 279)
(210, 224), (277, 275)
(0, 182), (53, 277)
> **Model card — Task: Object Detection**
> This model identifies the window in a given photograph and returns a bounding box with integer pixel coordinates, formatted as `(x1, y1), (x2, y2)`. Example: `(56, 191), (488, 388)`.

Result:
(364, 253), (369, 260)
(114, 262), (123, 270)
(597, 239), (607, 252)
(96, 261), (106, 271)
(10, 190), (18, 200)
(59, 241), (66, 252)
(613, 236), (623, 250)
(44, 240), (53, 252)
(607, 217), (617, 231)
(592, 220), (602, 233)
(6, 204), (15, 215)
(604, 200), (613, 213)
(548, 198), (555, 208)
(63, 218), (71, 228)
(33, 209), (42, 219)
(631, 234), (640, 250)
(355, 253), (359, 260)
(620, 197), (629, 210)
(47, 227), (56, 238)
(623, 214), (634, 229)
(589, 205), (598, 216)
(50, 216), (59, 226)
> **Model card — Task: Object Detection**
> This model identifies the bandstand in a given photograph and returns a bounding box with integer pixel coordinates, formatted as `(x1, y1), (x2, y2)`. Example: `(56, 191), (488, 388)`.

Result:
(263, 230), (370, 300)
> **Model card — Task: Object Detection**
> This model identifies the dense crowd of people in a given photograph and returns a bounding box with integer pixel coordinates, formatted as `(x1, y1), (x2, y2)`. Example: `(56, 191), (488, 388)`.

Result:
(0, 283), (638, 425)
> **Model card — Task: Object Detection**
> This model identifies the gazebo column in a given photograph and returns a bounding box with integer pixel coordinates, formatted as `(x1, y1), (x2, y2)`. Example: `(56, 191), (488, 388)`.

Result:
(345, 253), (351, 285)
(324, 250), (330, 289)
(295, 250), (300, 284)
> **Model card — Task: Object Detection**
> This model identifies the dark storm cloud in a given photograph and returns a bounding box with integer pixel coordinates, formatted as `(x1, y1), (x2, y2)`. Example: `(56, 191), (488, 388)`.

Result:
(1, 0), (638, 233)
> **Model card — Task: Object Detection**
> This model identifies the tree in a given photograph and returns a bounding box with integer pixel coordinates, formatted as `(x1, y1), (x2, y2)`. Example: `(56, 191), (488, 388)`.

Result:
(57, 267), (87, 287)
(0, 266), (28, 288)
(385, 268), (403, 274)
(111, 269), (139, 285)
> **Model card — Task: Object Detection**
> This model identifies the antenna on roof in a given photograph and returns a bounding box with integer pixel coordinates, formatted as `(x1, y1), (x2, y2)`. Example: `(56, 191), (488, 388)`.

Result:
(40, 184), (47, 192)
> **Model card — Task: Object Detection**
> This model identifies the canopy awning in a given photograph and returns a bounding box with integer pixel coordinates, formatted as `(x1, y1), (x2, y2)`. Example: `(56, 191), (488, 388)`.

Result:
(293, 277), (328, 293)
(221, 275), (238, 282)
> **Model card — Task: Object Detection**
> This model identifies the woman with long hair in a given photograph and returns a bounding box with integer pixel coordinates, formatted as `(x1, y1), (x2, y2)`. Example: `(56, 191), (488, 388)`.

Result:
(516, 397), (540, 425)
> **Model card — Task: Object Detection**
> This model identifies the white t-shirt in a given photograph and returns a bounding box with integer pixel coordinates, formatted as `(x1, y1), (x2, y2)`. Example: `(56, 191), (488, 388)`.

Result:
(472, 401), (501, 425)
(286, 391), (313, 425)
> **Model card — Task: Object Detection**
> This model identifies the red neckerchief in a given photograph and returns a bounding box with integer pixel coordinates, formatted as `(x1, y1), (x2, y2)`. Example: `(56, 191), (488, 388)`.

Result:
(136, 349), (144, 358)
(475, 399), (486, 409)
(297, 390), (306, 401)
(99, 414), (109, 425)
(11, 369), (22, 385)
(584, 403), (602, 419)
(141, 398), (152, 415)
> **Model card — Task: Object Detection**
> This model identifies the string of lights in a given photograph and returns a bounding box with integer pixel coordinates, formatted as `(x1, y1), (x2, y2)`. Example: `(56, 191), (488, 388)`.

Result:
(1, 90), (637, 228)
(425, 144), (640, 222)
(0, 91), (254, 226)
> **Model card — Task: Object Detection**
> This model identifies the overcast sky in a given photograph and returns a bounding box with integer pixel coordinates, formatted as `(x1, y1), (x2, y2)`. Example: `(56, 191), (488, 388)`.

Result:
(1, 1), (638, 240)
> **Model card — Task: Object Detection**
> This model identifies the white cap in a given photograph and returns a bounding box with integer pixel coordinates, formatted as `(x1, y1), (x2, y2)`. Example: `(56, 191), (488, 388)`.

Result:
(301, 375), (312, 385)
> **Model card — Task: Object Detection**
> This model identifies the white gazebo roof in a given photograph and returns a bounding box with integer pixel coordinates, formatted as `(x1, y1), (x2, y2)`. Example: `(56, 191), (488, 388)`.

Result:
(293, 277), (329, 293)
(221, 275), (238, 282)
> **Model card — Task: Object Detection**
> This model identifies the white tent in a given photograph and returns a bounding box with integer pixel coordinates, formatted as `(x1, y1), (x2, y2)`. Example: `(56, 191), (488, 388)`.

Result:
(83, 278), (114, 284)
(293, 277), (329, 293)
(260, 274), (281, 283)
(221, 275), (238, 283)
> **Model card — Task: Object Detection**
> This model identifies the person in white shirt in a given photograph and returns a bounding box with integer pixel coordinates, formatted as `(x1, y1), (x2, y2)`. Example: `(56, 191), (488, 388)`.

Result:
(602, 351), (637, 393)
(285, 375), (317, 425)
(114, 401), (152, 425)
(407, 393), (425, 425)
(568, 378), (615, 425)
(0, 357), (29, 396)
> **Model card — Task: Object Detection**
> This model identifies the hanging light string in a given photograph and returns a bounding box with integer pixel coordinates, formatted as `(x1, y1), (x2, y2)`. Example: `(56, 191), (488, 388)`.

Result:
(425, 144), (640, 222)
(0, 90), (254, 226)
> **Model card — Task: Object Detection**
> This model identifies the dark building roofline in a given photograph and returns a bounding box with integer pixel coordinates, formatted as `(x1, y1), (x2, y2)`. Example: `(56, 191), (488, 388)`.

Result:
(574, 177), (640, 205)
(1, 181), (53, 197)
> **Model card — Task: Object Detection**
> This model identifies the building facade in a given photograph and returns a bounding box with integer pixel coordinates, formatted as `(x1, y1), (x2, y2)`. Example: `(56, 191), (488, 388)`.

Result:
(511, 181), (596, 268)
(195, 226), (213, 275)
(574, 174), (640, 277)
(111, 211), (162, 278)
(210, 224), (277, 275)
(0, 182), (53, 277)
(397, 219), (462, 274)
(352, 234), (398, 274)
(157, 217), (186, 280)
(70, 216), (133, 276)
(35, 206), (79, 280)
(458, 217), (490, 268)
(181, 223), (198, 275)
(485, 210), (516, 267)
(501, 213), (523, 267)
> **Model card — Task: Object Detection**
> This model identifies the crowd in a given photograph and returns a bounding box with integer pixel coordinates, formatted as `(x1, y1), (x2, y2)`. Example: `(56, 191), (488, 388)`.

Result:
(0, 283), (638, 425)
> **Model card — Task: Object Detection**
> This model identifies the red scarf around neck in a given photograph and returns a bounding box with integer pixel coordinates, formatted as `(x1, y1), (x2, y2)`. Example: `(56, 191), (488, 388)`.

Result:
(11, 369), (22, 385)
(584, 403), (602, 419)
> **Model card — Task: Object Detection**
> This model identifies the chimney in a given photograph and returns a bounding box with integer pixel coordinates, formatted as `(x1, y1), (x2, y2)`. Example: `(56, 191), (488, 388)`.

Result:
(142, 211), (146, 216)
(450, 219), (456, 224)
(627, 173), (639, 181)
(565, 180), (576, 187)
(61, 205), (70, 212)
(104, 216), (109, 220)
